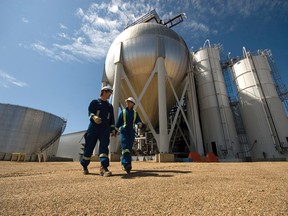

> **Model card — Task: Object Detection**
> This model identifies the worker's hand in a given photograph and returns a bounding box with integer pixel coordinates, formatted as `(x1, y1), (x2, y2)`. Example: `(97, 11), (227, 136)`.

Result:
(92, 115), (102, 124)
(111, 130), (116, 136)
(115, 128), (120, 135)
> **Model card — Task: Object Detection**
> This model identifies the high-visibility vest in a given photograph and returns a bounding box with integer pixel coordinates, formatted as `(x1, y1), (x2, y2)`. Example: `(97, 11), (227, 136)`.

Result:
(123, 109), (137, 128)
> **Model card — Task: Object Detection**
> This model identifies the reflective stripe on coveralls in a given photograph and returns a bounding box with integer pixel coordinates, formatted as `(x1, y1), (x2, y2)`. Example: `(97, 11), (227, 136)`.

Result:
(99, 153), (108, 158)
(122, 109), (137, 128)
(122, 109), (137, 155)
(83, 156), (91, 160)
(122, 149), (130, 155)
(89, 110), (100, 119)
(81, 98), (115, 170)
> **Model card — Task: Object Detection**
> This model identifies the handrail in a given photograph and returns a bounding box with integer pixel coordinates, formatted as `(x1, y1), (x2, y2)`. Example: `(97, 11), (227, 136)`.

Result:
(203, 39), (211, 48)
(124, 9), (161, 29)
(124, 9), (185, 30)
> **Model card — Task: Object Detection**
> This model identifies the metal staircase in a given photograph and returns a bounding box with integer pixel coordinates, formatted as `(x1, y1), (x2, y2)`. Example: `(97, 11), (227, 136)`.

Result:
(259, 49), (288, 114)
(38, 119), (67, 152)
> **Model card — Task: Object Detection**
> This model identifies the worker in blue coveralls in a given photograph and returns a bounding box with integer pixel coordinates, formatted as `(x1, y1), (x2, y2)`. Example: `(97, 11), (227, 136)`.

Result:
(80, 85), (116, 177)
(116, 97), (142, 173)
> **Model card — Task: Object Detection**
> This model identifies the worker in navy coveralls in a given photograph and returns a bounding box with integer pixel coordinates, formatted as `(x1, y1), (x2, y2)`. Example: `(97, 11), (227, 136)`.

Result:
(80, 86), (115, 177)
(116, 97), (142, 173)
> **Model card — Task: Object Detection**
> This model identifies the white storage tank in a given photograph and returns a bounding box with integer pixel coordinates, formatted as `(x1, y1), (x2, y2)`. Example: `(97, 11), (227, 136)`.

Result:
(105, 22), (189, 128)
(57, 131), (86, 161)
(231, 48), (288, 160)
(193, 41), (241, 159)
(104, 21), (197, 154)
(0, 103), (66, 161)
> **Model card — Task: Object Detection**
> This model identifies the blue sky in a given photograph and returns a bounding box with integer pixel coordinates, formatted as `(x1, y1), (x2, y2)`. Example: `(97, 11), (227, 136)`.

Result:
(1, 0), (288, 134)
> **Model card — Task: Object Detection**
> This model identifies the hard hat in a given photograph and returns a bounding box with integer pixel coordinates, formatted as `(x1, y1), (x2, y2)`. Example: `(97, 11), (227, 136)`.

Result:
(101, 85), (113, 93)
(125, 97), (135, 104)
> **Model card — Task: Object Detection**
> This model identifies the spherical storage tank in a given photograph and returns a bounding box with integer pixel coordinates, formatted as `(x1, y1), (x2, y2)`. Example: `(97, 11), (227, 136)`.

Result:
(0, 103), (66, 160)
(105, 23), (190, 127)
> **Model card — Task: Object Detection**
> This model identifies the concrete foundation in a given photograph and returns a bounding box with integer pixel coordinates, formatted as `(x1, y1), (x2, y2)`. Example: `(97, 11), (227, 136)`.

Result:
(155, 153), (175, 162)
(3, 153), (12, 161)
(0, 152), (5, 160)
(30, 154), (38, 162)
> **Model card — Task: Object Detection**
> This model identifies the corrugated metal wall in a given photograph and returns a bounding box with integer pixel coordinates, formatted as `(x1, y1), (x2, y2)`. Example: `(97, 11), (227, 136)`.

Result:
(0, 103), (66, 159)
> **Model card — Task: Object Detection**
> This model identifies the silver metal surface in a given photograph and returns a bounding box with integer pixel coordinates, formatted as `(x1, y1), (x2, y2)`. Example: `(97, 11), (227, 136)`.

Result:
(57, 131), (86, 161)
(194, 46), (240, 158)
(232, 53), (288, 159)
(105, 23), (189, 127)
(0, 103), (66, 155)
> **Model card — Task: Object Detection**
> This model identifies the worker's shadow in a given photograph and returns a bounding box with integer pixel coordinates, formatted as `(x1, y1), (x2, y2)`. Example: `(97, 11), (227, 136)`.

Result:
(113, 169), (191, 179)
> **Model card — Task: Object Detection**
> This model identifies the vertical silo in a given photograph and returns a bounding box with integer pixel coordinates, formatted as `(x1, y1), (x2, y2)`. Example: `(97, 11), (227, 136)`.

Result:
(193, 41), (241, 159)
(231, 48), (288, 160)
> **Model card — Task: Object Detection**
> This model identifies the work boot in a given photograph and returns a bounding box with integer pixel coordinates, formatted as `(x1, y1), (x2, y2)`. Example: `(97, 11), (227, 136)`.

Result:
(100, 166), (112, 177)
(83, 167), (89, 175)
(125, 164), (132, 174)
(81, 161), (89, 175)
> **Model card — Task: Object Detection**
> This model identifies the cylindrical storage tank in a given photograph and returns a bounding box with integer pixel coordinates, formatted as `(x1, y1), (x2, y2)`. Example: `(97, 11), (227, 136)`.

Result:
(232, 51), (288, 160)
(194, 45), (241, 159)
(0, 103), (66, 160)
(57, 131), (86, 162)
(105, 23), (189, 128)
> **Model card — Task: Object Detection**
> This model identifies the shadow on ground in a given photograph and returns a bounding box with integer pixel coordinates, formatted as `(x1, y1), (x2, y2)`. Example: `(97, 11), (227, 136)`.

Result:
(114, 169), (192, 179)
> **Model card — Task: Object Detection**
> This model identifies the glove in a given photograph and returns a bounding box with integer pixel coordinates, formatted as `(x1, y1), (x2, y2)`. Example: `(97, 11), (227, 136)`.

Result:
(111, 130), (116, 136)
(92, 115), (102, 124)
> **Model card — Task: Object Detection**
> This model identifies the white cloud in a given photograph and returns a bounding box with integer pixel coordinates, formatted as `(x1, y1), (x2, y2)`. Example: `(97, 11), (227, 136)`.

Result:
(75, 8), (84, 18)
(21, 17), (29, 23)
(30, 1), (183, 62)
(188, 21), (210, 33)
(57, 32), (70, 40)
(0, 70), (28, 88)
(181, 0), (288, 32)
(31, 1), (135, 62)
(108, 4), (118, 13)
(31, 42), (80, 62)
(59, 23), (68, 29)
(29, 0), (288, 63)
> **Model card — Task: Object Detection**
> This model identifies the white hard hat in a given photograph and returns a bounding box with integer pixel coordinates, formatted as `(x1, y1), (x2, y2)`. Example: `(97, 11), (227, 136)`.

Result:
(125, 97), (135, 104)
(101, 85), (113, 93)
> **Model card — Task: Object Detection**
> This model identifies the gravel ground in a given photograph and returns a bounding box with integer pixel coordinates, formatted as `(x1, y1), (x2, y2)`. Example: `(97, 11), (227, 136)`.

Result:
(0, 161), (288, 215)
